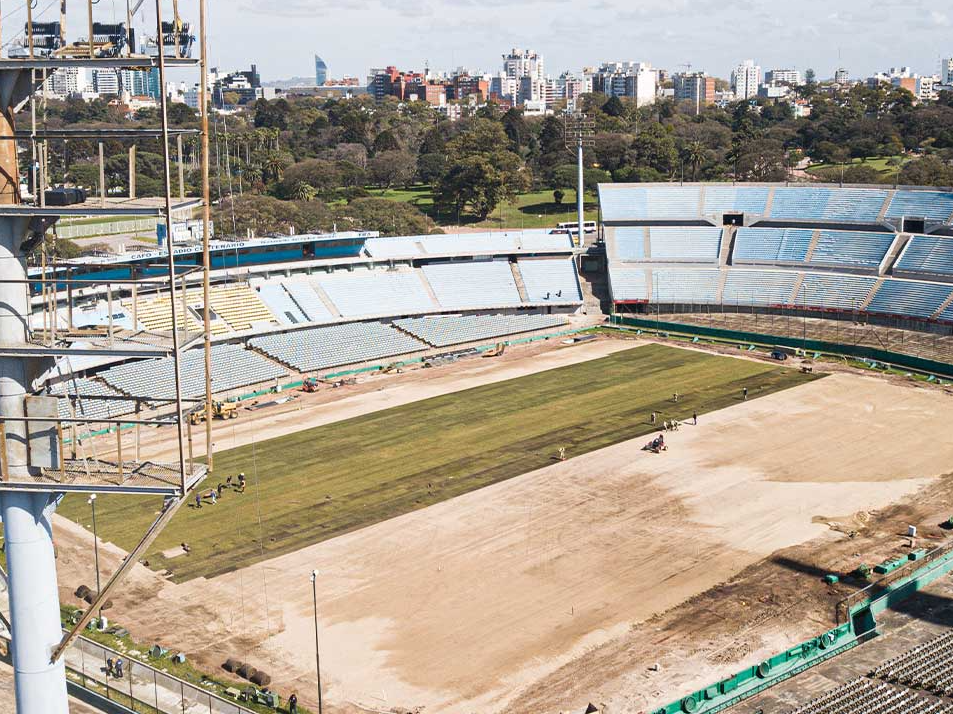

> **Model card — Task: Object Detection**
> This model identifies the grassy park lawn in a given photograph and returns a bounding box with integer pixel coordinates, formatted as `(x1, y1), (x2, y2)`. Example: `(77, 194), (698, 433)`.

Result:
(366, 185), (600, 229)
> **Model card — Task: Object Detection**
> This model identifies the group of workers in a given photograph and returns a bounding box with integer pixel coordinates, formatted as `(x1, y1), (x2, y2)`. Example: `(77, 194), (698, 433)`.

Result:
(193, 473), (246, 508)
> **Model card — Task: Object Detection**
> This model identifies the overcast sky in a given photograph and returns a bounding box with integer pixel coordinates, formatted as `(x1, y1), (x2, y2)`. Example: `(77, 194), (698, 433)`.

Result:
(14, 0), (953, 82)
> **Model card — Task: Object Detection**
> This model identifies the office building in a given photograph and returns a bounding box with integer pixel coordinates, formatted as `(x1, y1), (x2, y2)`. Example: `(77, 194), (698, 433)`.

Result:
(502, 48), (544, 103)
(941, 58), (953, 86)
(315, 55), (328, 86)
(834, 68), (850, 84)
(593, 61), (657, 106)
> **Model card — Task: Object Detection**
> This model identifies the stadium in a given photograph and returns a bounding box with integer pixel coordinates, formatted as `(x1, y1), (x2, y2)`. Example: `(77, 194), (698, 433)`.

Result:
(2, 177), (948, 714)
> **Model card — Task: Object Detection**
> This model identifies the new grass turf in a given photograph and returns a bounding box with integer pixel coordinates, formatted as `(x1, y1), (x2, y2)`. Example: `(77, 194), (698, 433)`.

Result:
(57, 343), (820, 582)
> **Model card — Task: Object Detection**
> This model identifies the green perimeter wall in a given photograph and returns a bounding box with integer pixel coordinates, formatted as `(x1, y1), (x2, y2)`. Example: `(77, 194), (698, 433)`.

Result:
(610, 315), (953, 379)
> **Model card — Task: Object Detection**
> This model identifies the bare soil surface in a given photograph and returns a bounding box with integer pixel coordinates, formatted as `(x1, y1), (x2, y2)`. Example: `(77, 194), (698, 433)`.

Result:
(50, 361), (953, 714)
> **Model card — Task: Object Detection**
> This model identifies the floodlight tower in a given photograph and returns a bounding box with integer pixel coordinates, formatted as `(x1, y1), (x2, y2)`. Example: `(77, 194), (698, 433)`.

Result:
(0, 2), (211, 712)
(564, 112), (594, 246)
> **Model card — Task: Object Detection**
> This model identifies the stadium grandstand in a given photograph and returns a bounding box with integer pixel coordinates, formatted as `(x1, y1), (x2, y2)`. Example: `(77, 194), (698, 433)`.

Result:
(600, 182), (953, 364)
(30, 228), (586, 411)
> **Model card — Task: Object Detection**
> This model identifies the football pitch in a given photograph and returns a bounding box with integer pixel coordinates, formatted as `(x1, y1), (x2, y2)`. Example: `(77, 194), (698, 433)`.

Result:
(57, 343), (819, 582)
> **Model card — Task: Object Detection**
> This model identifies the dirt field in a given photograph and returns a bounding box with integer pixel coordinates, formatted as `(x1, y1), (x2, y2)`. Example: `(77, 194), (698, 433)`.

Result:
(49, 359), (953, 714)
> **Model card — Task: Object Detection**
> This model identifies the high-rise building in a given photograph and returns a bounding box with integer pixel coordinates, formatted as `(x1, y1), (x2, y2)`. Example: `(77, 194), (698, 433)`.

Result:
(834, 68), (850, 84)
(731, 59), (761, 100)
(593, 62), (657, 106)
(941, 58), (953, 86)
(764, 68), (801, 85)
(49, 67), (89, 98)
(502, 48), (544, 103)
(315, 55), (328, 86)
(92, 69), (120, 95)
(674, 72), (715, 112)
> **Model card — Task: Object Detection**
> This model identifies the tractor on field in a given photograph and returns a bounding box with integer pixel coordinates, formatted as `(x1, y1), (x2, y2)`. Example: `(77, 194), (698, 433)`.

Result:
(302, 377), (321, 393)
(483, 343), (507, 358)
(188, 400), (238, 425)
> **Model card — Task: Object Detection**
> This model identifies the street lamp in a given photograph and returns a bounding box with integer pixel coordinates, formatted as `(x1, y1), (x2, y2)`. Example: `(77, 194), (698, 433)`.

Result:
(87, 494), (102, 623)
(310, 569), (324, 714)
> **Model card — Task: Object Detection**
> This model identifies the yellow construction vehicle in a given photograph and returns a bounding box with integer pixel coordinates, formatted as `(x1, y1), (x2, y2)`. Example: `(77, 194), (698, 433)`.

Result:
(483, 343), (507, 358)
(188, 400), (238, 425)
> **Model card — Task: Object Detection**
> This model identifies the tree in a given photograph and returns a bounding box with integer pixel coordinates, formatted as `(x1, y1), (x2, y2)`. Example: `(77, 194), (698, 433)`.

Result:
(553, 188), (565, 205)
(434, 152), (529, 220)
(603, 95), (626, 118)
(372, 130), (401, 154)
(899, 156), (953, 186)
(168, 102), (197, 125)
(417, 152), (447, 184)
(367, 150), (416, 188)
(334, 198), (437, 236)
(501, 108), (530, 152)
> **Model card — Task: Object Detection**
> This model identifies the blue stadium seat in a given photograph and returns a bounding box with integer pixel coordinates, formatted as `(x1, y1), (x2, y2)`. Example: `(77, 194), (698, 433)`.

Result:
(896, 235), (953, 277)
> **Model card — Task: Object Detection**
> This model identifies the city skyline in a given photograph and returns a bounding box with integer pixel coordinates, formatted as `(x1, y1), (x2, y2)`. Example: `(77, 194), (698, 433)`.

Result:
(223, 0), (950, 81)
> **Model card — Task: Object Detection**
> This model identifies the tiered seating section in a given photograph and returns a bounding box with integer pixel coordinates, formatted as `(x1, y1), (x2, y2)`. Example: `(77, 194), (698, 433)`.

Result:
(867, 280), (953, 319)
(99, 344), (287, 400)
(734, 228), (894, 272)
(318, 268), (433, 317)
(394, 314), (567, 347)
(124, 284), (277, 335)
(599, 184), (953, 224)
(517, 259), (582, 302)
(614, 227), (722, 263)
(786, 677), (953, 714)
(896, 236), (953, 278)
(422, 260), (522, 309)
(51, 378), (136, 421)
(873, 630), (953, 696)
(722, 270), (798, 306)
(249, 322), (426, 372)
(604, 185), (953, 323)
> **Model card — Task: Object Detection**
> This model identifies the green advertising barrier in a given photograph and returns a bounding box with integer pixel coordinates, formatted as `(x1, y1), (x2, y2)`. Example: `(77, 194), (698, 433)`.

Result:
(610, 315), (953, 379)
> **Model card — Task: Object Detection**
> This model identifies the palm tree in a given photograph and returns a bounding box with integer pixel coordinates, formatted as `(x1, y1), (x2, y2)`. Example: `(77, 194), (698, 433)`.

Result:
(291, 182), (317, 202)
(685, 141), (705, 181)
(264, 151), (285, 182)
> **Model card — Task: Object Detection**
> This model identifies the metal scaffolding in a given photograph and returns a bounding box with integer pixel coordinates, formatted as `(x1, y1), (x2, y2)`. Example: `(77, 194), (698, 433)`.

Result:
(0, 2), (212, 711)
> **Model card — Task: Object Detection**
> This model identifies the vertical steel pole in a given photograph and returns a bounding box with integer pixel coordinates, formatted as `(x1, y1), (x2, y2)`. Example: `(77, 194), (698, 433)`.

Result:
(311, 571), (323, 714)
(199, 0), (214, 473)
(576, 137), (584, 248)
(154, 0), (190, 495)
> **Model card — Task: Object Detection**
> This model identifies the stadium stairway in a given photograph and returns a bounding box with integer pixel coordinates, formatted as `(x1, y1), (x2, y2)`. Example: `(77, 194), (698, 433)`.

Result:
(311, 282), (343, 318)
(416, 269), (442, 307)
(719, 227), (737, 266)
(510, 260), (530, 302)
(933, 291), (953, 320)
(789, 272), (807, 304)
(578, 243), (611, 314)
(804, 230), (822, 263)
(861, 278), (885, 310)
(883, 234), (913, 275)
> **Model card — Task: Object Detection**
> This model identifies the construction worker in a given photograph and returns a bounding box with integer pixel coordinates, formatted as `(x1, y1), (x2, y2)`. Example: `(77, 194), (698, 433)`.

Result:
(650, 411), (657, 424)
(238, 473), (246, 493)
(194, 493), (201, 509)
(693, 411), (698, 425)
(673, 392), (679, 403)
(289, 693), (298, 714)
(114, 658), (124, 679)
(743, 386), (748, 401)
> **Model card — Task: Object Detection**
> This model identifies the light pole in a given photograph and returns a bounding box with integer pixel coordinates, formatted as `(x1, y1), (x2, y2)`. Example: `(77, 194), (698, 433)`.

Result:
(564, 112), (595, 247)
(310, 569), (324, 714)
(88, 494), (102, 623)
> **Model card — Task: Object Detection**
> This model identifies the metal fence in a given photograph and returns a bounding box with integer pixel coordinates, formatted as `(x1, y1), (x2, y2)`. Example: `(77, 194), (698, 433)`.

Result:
(55, 218), (159, 240)
(63, 635), (254, 714)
